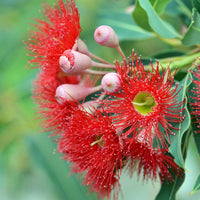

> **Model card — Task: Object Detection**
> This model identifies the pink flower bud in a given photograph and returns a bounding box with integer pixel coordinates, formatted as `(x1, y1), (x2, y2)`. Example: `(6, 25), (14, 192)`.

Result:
(55, 84), (102, 104)
(72, 39), (89, 55)
(59, 50), (92, 74)
(101, 72), (121, 93)
(94, 25), (119, 48)
(76, 39), (89, 55)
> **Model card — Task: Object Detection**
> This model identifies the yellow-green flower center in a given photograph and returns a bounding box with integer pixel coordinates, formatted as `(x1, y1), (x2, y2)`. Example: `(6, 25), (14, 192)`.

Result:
(132, 92), (157, 116)
(90, 135), (104, 147)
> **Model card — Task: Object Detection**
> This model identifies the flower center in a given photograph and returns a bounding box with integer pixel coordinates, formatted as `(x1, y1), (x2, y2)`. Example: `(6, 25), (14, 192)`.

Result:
(90, 135), (104, 147)
(132, 92), (157, 116)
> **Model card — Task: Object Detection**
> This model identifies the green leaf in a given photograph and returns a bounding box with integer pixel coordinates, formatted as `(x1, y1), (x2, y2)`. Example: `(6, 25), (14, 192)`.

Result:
(132, 0), (181, 38)
(155, 127), (191, 200)
(132, 0), (172, 31)
(191, 174), (200, 195)
(169, 73), (192, 168)
(98, 11), (154, 40)
(193, 130), (200, 156)
(132, 0), (152, 31)
(171, 0), (192, 18)
(155, 173), (185, 200)
(156, 74), (193, 200)
(29, 135), (97, 200)
(192, 0), (200, 14)
(188, 66), (200, 155)
(150, 0), (172, 14)
(182, 8), (200, 46)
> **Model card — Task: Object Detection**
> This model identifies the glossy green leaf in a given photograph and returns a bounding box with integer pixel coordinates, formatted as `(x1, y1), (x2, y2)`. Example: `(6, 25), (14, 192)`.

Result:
(132, 0), (152, 31)
(182, 8), (200, 46)
(155, 173), (185, 200)
(132, 0), (181, 38)
(98, 11), (154, 40)
(150, 0), (172, 14)
(193, 129), (200, 156)
(191, 174), (200, 195)
(132, 0), (172, 31)
(155, 127), (191, 200)
(188, 67), (200, 156)
(169, 73), (192, 168)
(156, 73), (193, 200)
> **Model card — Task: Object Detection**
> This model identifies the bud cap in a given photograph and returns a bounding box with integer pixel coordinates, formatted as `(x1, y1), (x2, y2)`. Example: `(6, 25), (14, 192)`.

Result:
(94, 25), (119, 48)
(59, 50), (92, 74)
(101, 72), (121, 93)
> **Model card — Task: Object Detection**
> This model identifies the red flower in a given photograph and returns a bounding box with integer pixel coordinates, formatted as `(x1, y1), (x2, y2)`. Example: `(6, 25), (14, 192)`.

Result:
(26, 0), (82, 134)
(190, 64), (200, 133)
(26, 0), (81, 77)
(102, 52), (184, 149)
(58, 109), (123, 199)
(123, 137), (182, 182)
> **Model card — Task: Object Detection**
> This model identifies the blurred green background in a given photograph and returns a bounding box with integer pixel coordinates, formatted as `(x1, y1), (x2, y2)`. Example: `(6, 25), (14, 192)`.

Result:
(0, 0), (200, 199)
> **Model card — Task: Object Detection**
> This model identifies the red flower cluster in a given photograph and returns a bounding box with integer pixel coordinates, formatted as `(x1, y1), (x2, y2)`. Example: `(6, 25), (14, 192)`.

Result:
(26, 0), (185, 199)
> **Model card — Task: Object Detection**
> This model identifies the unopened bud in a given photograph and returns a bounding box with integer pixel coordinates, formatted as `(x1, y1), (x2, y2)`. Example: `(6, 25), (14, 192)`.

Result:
(55, 84), (102, 104)
(76, 39), (89, 55)
(94, 25), (119, 48)
(59, 50), (92, 74)
(101, 72), (121, 93)
(72, 39), (90, 55)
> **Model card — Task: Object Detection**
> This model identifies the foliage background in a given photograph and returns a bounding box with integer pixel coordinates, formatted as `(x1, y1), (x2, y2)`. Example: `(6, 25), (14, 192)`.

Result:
(0, 0), (200, 199)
